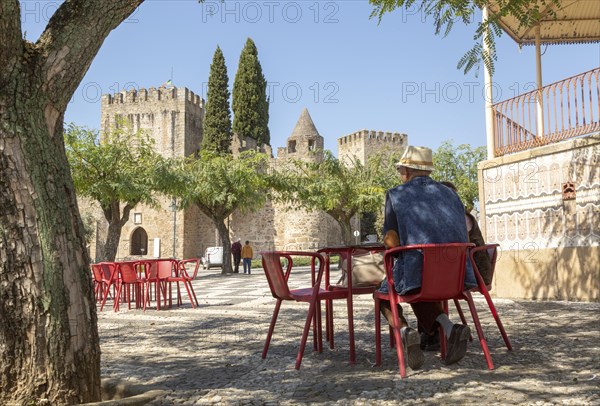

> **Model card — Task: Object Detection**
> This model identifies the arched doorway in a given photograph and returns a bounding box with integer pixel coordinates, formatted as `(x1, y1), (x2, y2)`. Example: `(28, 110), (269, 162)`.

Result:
(130, 227), (148, 256)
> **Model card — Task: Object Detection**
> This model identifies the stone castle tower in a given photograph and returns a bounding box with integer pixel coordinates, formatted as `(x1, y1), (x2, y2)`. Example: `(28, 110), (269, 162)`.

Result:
(89, 86), (407, 260)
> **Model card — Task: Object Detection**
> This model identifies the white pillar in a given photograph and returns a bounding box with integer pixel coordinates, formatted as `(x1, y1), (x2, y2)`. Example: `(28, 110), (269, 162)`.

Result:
(535, 24), (545, 138)
(483, 6), (495, 159)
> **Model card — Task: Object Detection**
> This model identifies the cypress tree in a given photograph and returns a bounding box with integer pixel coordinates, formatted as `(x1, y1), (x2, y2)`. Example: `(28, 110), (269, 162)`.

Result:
(202, 46), (232, 154)
(232, 38), (270, 146)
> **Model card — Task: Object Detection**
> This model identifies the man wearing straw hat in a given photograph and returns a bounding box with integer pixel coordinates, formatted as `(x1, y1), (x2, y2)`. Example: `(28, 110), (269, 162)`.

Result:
(379, 145), (477, 370)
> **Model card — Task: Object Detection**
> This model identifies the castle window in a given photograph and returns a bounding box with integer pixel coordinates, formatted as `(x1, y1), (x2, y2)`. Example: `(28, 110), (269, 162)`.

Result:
(133, 213), (142, 224)
(288, 140), (296, 153)
(308, 140), (315, 151)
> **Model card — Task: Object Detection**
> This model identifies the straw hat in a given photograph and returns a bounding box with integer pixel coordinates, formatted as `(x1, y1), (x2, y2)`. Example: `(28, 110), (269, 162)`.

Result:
(395, 146), (435, 172)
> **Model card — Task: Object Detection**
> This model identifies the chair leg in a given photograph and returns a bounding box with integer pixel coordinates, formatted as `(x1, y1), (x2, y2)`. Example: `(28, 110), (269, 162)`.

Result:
(454, 299), (474, 342)
(481, 289), (513, 351)
(463, 291), (494, 370)
(315, 301), (323, 353)
(347, 293), (356, 365)
(388, 297), (407, 378)
(262, 299), (282, 359)
(100, 282), (113, 311)
(374, 297), (382, 366)
(326, 299), (334, 349)
(182, 280), (196, 309)
(296, 297), (318, 370)
(440, 301), (448, 361)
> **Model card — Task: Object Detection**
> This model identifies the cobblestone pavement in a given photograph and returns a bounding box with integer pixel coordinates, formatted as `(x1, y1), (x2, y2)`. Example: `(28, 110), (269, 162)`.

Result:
(97, 267), (600, 405)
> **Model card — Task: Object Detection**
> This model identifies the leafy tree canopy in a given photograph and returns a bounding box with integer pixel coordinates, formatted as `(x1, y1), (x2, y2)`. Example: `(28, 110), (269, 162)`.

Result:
(65, 123), (162, 261)
(369, 0), (562, 75)
(65, 123), (159, 211)
(431, 139), (486, 211)
(272, 151), (399, 244)
(156, 150), (272, 273)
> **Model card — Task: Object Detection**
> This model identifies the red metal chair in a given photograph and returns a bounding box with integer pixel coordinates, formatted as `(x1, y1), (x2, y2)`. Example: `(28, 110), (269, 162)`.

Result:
(99, 262), (119, 311)
(374, 243), (495, 377)
(167, 258), (202, 308)
(91, 263), (113, 303)
(113, 261), (145, 311)
(452, 244), (513, 351)
(143, 258), (177, 310)
(260, 251), (350, 369)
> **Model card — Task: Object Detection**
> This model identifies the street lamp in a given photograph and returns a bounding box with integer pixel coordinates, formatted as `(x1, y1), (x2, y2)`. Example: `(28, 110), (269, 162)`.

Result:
(169, 198), (177, 258)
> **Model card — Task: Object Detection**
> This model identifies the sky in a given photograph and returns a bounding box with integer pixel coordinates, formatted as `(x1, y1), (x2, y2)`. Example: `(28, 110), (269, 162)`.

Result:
(21, 0), (600, 155)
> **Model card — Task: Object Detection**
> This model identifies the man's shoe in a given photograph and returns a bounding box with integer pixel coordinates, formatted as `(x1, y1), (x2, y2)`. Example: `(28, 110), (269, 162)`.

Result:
(401, 327), (424, 370)
(444, 324), (470, 365)
(420, 331), (440, 352)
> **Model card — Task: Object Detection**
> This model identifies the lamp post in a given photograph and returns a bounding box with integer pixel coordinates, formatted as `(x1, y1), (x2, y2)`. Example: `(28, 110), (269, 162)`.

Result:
(170, 198), (177, 258)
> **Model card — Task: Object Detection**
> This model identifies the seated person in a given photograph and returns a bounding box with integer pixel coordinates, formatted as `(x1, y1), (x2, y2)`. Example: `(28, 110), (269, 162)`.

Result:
(378, 146), (477, 370)
(440, 181), (493, 285)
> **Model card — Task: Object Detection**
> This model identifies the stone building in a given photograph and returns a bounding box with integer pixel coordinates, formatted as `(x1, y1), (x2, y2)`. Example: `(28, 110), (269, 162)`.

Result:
(86, 86), (407, 261)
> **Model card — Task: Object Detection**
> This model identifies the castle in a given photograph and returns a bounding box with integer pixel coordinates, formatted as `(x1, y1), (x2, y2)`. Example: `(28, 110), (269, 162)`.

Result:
(88, 86), (407, 260)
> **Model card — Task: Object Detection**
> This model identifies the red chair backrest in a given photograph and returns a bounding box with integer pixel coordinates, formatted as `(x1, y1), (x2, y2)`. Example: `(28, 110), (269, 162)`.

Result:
(119, 262), (139, 283)
(156, 259), (176, 279)
(91, 264), (103, 282)
(100, 262), (118, 282)
(179, 258), (201, 279)
(384, 243), (474, 301)
(262, 252), (293, 300)
(469, 243), (499, 291)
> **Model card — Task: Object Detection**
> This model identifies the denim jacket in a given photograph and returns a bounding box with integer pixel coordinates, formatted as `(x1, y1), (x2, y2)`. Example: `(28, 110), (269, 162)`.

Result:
(379, 176), (477, 295)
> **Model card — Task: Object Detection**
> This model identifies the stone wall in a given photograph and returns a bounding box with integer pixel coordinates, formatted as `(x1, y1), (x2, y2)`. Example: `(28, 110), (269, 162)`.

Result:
(478, 133), (600, 301)
(338, 129), (407, 165)
(91, 90), (406, 262)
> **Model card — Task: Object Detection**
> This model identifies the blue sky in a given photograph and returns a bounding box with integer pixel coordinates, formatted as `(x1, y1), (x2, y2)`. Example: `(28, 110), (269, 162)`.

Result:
(21, 0), (600, 154)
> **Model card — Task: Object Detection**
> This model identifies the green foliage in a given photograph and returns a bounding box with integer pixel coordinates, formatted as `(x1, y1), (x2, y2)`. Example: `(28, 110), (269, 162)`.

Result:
(232, 38), (270, 145)
(64, 123), (159, 213)
(369, 0), (562, 75)
(431, 140), (486, 211)
(202, 46), (232, 154)
(157, 150), (271, 219)
(271, 151), (399, 244)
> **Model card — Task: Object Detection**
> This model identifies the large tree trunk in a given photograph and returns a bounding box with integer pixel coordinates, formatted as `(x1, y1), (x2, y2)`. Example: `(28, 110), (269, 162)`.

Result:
(99, 202), (132, 262)
(216, 219), (233, 274)
(0, 95), (101, 404)
(0, 1), (144, 403)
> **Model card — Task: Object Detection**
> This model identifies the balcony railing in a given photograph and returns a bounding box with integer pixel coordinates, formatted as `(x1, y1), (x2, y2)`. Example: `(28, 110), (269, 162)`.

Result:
(492, 68), (600, 156)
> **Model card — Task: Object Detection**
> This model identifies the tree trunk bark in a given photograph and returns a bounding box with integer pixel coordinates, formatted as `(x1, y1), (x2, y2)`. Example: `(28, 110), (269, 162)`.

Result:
(0, 105), (101, 404)
(1, 1), (144, 403)
(99, 202), (132, 262)
(339, 218), (353, 246)
(216, 219), (233, 274)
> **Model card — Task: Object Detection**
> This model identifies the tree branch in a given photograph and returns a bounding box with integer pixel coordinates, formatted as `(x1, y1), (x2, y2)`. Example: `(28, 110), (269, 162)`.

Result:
(36, 0), (144, 111)
(0, 0), (23, 88)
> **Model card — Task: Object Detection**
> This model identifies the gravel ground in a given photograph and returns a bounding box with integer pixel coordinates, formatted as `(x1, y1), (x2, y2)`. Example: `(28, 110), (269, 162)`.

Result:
(97, 267), (600, 405)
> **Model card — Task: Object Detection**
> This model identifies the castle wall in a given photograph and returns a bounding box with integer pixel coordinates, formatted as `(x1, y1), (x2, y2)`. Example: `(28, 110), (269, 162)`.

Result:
(94, 87), (212, 260)
(338, 130), (407, 165)
(478, 133), (600, 301)
(94, 90), (405, 263)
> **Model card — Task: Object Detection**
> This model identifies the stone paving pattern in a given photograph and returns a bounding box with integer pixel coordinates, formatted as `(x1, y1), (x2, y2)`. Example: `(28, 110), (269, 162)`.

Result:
(98, 267), (600, 405)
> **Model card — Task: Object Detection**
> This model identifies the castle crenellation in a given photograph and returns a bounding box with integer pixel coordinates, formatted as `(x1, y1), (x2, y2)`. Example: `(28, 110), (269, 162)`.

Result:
(101, 87), (204, 107)
(338, 129), (407, 145)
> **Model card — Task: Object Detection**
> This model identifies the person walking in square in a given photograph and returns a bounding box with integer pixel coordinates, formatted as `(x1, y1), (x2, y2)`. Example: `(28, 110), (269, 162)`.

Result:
(241, 240), (254, 274)
(231, 238), (242, 274)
